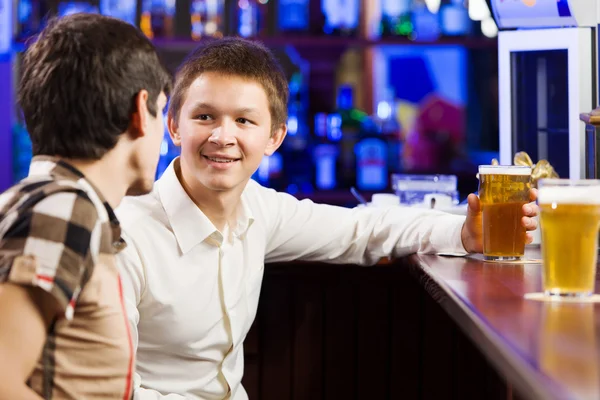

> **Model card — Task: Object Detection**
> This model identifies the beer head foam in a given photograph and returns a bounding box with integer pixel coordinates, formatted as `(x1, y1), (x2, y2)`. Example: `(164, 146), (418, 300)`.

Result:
(538, 185), (600, 205)
(478, 166), (531, 175)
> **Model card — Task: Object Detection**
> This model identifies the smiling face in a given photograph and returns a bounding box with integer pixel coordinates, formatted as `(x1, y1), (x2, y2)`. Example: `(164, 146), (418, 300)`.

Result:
(168, 72), (286, 195)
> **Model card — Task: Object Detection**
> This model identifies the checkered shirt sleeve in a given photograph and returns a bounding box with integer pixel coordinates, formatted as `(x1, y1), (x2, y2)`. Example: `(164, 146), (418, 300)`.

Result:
(0, 182), (100, 321)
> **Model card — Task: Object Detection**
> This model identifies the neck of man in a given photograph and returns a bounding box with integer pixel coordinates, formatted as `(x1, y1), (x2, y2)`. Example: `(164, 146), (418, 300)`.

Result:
(62, 146), (132, 210)
(175, 158), (244, 232)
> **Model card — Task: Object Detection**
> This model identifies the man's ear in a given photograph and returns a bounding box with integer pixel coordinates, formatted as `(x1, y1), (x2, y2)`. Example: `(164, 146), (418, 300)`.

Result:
(264, 124), (287, 156)
(168, 112), (182, 147)
(129, 90), (150, 139)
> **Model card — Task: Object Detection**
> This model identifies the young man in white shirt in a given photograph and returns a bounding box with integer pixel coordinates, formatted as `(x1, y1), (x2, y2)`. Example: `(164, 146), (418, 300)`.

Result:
(115, 37), (539, 400)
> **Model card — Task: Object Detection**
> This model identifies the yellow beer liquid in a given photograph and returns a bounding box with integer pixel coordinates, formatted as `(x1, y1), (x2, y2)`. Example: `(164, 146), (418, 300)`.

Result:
(540, 203), (600, 295)
(479, 173), (530, 259)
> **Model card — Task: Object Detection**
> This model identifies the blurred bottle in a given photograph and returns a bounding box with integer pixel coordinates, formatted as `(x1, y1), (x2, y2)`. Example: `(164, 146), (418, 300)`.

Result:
(376, 87), (403, 173)
(411, 0), (440, 41)
(379, 0), (413, 38)
(190, 0), (225, 40)
(314, 144), (339, 190)
(355, 117), (388, 191)
(321, 0), (360, 36)
(232, 0), (267, 38)
(335, 84), (366, 188)
(439, 0), (471, 37)
(140, 0), (175, 39)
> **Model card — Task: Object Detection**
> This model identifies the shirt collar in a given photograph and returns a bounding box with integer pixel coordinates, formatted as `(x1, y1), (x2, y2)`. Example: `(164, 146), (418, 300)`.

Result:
(28, 155), (125, 252)
(157, 158), (254, 253)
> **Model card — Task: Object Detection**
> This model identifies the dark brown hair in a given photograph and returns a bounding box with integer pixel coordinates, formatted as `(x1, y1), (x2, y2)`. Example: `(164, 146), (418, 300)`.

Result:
(18, 13), (172, 159)
(168, 37), (289, 131)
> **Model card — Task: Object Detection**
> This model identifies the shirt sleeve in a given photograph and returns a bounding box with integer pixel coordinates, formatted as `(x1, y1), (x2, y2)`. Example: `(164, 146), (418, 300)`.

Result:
(0, 190), (99, 321)
(260, 185), (468, 265)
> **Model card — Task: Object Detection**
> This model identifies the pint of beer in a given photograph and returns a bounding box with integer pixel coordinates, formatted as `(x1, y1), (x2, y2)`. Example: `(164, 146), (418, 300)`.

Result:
(538, 179), (600, 297)
(478, 165), (532, 261)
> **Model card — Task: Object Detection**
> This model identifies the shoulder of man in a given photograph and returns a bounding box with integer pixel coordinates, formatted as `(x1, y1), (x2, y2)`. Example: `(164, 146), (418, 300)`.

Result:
(0, 177), (101, 321)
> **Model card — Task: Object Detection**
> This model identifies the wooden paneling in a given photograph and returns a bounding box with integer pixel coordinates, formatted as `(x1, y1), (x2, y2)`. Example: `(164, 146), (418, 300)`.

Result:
(246, 259), (530, 400)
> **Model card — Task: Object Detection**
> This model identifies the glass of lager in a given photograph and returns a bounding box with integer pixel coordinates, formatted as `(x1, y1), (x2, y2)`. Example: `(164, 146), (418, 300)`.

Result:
(478, 165), (532, 261)
(538, 179), (600, 297)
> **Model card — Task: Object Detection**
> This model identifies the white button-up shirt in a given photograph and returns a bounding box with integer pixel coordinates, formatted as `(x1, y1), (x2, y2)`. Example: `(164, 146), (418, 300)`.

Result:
(115, 160), (467, 400)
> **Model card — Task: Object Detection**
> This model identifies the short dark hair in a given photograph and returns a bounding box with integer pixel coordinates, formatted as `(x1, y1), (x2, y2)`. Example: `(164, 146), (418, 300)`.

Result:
(18, 13), (172, 159)
(168, 37), (288, 132)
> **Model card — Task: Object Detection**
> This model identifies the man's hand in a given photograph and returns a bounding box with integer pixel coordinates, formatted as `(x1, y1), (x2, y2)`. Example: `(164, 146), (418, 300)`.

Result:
(460, 188), (539, 254)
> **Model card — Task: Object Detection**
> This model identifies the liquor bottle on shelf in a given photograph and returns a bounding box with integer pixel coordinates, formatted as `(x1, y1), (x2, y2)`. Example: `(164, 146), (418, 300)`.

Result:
(321, 0), (360, 36)
(312, 112), (341, 191)
(140, 0), (175, 39)
(376, 88), (403, 174)
(190, 0), (225, 40)
(439, 0), (471, 37)
(274, 49), (312, 194)
(411, 0), (440, 41)
(335, 84), (366, 188)
(313, 144), (339, 190)
(379, 0), (413, 38)
(355, 117), (389, 191)
(231, 0), (267, 38)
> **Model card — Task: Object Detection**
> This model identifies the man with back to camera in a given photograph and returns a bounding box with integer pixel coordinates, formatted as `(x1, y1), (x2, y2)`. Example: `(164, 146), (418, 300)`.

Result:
(116, 37), (539, 399)
(0, 13), (171, 399)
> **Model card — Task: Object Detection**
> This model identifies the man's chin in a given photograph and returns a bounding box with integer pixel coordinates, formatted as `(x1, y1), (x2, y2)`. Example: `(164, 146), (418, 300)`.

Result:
(126, 180), (154, 196)
(202, 177), (246, 193)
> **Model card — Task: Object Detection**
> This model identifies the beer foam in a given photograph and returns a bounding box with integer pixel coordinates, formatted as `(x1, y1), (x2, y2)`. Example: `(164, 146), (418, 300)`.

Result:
(538, 186), (600, 204)
(478, 166), (531, 175)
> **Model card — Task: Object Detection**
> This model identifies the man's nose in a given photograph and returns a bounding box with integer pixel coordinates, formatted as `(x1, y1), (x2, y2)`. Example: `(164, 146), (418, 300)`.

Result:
(208, 121), (236, 146)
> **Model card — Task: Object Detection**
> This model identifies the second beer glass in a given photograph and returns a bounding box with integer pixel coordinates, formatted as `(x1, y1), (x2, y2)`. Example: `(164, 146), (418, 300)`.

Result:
(538, 179), (600, 297)
(478, 165), (532, 261)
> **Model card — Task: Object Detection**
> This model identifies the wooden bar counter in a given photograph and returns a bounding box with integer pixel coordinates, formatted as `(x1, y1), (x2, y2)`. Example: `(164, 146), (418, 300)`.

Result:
(241, 248), (600, 400)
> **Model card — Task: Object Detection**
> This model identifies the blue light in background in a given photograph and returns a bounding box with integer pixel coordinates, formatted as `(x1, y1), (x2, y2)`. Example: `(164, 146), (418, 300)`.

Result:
(58, 2), (99, 17)
(321, 0), (359, 32)
(327, 113), (343, 142)
(287, 115), (299, 136)
(0, 0), (12, 55)
(100, 0), (137, 25)
(278, 0), (309, 31)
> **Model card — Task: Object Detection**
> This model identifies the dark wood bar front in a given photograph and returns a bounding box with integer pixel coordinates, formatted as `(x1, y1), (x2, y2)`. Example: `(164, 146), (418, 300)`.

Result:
(242, 249), (600, 400)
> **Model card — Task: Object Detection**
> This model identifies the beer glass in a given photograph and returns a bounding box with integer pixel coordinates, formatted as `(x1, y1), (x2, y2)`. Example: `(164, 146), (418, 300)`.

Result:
(478, 165), (532, 261)
(538, 179), (600, 297)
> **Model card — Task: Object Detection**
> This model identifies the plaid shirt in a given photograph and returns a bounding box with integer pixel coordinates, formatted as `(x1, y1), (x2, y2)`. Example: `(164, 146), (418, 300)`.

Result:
(0, 156), (133, 400)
